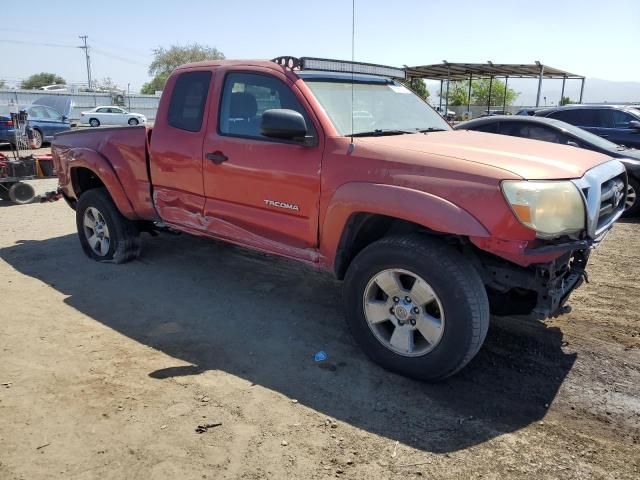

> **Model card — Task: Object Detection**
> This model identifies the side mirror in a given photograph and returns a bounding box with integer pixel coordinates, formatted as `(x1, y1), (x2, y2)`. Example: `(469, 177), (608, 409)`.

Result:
(61, 115), (68, 122)
(261, 109), (307, 141)
(629, 120), (640, 130)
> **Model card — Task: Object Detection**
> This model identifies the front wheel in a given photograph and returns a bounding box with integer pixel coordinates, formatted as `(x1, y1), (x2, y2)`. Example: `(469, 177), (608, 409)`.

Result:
(89, 118), (100, 127)
(128, 118), (139, 126)
(76, 188), (140, 263)
(343, 235), (489, 381)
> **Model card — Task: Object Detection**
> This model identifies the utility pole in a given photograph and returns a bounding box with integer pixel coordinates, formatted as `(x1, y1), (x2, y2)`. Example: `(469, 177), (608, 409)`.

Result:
(78, 35), (92, 90)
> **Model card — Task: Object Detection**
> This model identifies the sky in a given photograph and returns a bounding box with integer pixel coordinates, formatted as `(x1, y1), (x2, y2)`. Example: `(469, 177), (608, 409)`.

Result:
(1, 0), (638, 102)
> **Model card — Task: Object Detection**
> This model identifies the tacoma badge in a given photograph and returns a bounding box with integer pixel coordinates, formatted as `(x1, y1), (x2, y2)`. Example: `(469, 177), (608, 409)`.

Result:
(264, 199), (300, 211)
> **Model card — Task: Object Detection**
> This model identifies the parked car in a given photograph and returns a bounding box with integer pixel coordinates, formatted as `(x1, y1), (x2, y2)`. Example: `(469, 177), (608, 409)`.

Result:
(482, 110), (510, 116)
(79, 106), (147, 127)
(454, 115), (640, 215)
(516, 108), (543, 116)
(533, 105), (640, 149)
(52, 57), (626, 380)
(38, 84), (68, 92)
(0, 96), (72, 148)
(434, 105), (455, 120)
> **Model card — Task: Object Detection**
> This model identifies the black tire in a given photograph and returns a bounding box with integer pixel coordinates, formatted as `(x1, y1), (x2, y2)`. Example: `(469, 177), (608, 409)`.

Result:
(31, 129), (43, 149)
(343, 234), (489, 381)
(128, 118), (139, 126)
(8, 182), (36, 204)
(623, 176), (640, 217)
(89, 118), (100, 127)
(76, 188), (140, 263)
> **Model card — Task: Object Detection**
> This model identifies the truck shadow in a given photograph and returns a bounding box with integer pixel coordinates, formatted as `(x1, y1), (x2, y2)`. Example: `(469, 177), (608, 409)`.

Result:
(0, 233), (576, 453)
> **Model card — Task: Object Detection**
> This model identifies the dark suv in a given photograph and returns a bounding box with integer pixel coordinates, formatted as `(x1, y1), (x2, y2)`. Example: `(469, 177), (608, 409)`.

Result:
(534, 105), (640, 149)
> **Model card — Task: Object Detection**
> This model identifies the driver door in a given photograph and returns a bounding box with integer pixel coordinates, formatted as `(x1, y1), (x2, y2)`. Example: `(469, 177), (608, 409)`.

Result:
(201, 70), (323, 257)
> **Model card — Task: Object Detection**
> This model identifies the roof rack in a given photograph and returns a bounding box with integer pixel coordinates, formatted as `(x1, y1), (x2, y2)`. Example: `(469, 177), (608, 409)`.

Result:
(271, 56), (406, 79)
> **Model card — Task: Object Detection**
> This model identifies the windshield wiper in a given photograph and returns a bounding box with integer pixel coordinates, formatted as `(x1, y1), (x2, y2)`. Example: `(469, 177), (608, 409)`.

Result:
(417, 127), (448, 133)
(351, 129), (416, 137)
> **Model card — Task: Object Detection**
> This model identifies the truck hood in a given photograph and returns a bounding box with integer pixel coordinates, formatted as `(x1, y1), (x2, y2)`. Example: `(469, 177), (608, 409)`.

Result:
(357, 130), (612, 180)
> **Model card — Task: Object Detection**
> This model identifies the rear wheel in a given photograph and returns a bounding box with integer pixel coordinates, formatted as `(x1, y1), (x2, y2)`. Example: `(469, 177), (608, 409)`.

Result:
(8, 182), (35, 204)
(31, 129), (43, 149)
(0, 183), (14, 201)
(89, 118), (100, 127)
(128, 118), (139, 126)
(76, 188), (140, 263)
(343, 235), (489, 381)
(623, 176), (640, 217)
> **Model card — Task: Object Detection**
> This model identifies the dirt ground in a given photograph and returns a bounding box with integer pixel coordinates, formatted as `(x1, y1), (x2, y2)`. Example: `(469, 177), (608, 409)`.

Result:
(1, 178), (639, 480)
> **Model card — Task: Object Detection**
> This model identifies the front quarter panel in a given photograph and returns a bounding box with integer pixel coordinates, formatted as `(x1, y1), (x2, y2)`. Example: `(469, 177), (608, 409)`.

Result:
(320, 182), (490, 267)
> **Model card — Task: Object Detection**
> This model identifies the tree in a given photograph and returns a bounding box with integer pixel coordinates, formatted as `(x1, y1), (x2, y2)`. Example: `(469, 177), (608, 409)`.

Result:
(471, 78), (518, 107)
(441, 81), (471, 106)
(93, 77), (120, 92)
(141, 43), (225, 94)
(560, 96), (573, 106)
(402, 78), (429, 100)
(21, 73), (66, 90)
(439, 78), (518, 107)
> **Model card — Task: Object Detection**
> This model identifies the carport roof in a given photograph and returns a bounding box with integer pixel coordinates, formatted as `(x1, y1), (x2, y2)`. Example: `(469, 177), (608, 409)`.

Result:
(405, 62), (584, 80)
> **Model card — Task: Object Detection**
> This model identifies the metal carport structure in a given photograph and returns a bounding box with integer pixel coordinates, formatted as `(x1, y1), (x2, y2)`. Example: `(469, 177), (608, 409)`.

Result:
(405, 61), (585, 114)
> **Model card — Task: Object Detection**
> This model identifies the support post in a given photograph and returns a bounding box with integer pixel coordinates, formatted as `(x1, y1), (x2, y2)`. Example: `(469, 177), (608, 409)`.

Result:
(467, 73), (472, 114)
(535, 64), (544, 107)
(579, 78), (585, 103)
(503, 76), (509, 113)
(487, 76), (493, 113)
(439, 80), (443, 110)
(560, 76), (566, 105)
(445, 64), (451, 116)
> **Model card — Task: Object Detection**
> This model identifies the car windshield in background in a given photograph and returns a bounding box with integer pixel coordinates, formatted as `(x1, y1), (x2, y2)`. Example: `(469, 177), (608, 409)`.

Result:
(301, 74), (450, 136)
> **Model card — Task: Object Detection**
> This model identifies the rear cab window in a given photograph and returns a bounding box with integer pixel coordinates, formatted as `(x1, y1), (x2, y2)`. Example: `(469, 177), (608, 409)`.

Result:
(168, 71), (212, 132)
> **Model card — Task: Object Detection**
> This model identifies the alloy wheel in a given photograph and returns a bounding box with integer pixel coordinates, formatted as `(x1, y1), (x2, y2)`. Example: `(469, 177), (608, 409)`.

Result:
(362, 268), (445, 357)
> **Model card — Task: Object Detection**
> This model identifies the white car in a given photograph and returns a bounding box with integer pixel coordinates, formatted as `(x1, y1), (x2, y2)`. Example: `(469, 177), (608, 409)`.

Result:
(39, 84), (68, 92)
(79, 106), (147, 127)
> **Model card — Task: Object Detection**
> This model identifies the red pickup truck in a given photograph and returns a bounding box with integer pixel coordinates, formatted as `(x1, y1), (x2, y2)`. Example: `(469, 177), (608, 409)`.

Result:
(52, 57), (626, 380)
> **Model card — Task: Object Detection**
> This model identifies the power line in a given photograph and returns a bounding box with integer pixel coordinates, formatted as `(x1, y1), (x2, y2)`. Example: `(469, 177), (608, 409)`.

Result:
(0, 38), (77, 48)
(92, 48), (147, 66)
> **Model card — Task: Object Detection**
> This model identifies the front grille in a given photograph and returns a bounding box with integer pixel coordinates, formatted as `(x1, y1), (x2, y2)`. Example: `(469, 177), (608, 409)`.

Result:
(572, 160), (627, 239)
(597, 174), (626, 231)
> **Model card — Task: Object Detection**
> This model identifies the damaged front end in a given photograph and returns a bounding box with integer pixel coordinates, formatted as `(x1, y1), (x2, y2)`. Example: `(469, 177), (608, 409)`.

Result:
(477, 246), (590, 319)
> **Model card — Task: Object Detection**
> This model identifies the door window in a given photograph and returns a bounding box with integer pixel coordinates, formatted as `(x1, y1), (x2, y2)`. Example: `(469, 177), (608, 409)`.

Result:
(549, 109), (598, 127)
(218, 72), (312, 140)
(167, 71), (212, 132)
(501, 122), (570, 144)
(28, 106), (47, 119)
(472, 122), (499, 133)
(611, 110), (636, 128)
(96, 108), (110, 113)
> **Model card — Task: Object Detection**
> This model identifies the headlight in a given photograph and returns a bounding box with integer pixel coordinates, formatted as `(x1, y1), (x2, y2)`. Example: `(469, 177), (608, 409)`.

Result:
(501, 180), (586, 238)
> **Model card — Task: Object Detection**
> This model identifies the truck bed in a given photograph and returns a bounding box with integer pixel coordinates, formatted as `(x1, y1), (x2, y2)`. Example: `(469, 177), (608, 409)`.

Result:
(52, 126), (157, 220)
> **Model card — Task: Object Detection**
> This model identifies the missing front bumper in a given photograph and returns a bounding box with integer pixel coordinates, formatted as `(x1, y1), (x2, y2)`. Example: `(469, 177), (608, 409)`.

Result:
(479, 248), (590, 320)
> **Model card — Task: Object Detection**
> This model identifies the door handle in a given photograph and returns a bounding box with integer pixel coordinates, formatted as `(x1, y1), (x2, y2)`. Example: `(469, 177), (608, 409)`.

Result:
(206, 151), (228, 164)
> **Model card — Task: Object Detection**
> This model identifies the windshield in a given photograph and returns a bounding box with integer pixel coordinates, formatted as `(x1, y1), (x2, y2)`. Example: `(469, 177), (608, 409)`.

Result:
(302, 76), (451, 136)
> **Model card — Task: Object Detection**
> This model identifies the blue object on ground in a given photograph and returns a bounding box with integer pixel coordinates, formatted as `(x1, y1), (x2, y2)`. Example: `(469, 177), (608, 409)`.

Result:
(314, 351), (327, 362)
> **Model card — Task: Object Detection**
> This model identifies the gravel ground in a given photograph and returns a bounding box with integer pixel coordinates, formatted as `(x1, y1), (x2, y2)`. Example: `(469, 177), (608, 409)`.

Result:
(0, 178), (638, 480)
